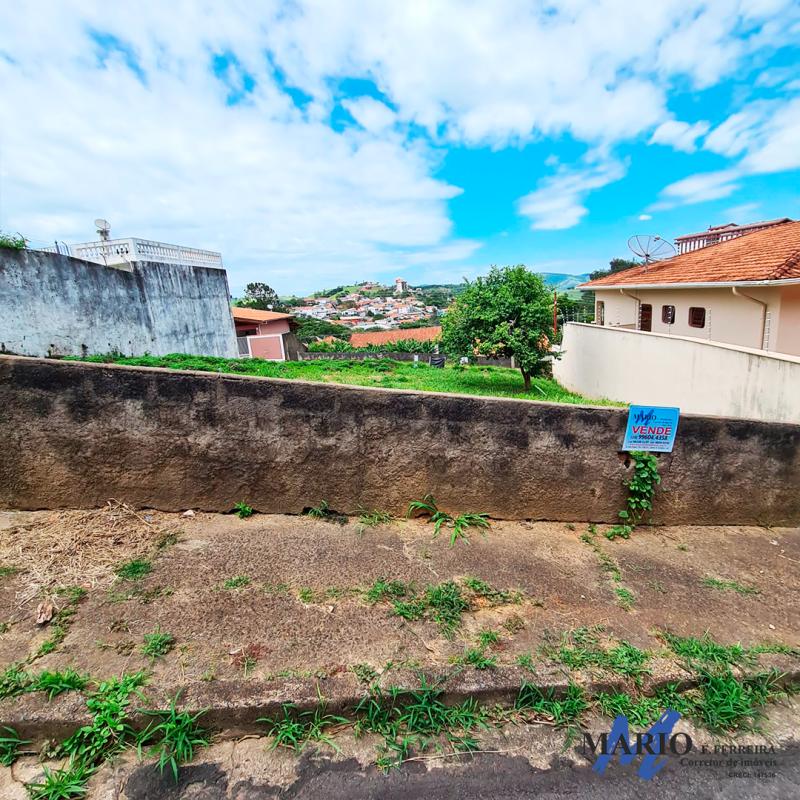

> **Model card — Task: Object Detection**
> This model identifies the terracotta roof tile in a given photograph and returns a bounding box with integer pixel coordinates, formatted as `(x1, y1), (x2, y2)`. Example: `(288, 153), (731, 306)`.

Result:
(231, 306), (294, 322)
(581, 220), (800, 288)
(349, 326), (441, 347)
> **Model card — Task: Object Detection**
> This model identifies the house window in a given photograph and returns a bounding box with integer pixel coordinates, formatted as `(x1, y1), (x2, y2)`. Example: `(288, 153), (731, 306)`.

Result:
(688, 307), (706, 328)
(596, 300), (605, 325)
(662, 305), (676, 325)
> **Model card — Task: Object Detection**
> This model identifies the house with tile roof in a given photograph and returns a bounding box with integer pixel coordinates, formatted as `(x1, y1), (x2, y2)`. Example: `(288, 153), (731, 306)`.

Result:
(579, 219), (800, 356)
(231, 307), (304, 360)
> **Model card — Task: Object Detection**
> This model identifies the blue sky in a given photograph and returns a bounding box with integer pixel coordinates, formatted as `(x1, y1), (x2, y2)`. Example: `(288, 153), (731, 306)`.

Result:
(1, 2), (799, 294)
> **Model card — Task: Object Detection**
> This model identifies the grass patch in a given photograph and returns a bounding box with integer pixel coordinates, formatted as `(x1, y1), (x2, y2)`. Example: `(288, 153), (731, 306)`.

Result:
(261, 699), (347, 753)
(69, 354), (611, 406)
(0, 726), (28, 767)
(392, 581), (469, 637)
(36, 586), (86, 658)
(457, 647), (497, 670)
(0, 566), (19, 579)
(221, 575), (251, 590)
(354, 676), (488, 769)
(141, 626), (175, 659)
(702, 576), (760, 596)
(407, 496), (489, 546)
(365, 578), (411, 604)
(544, 627), (650, 684)
(137, 696), (211, 782)
(462, 576), (523, 604)
(358, 509), (394, 527)
(30, 668), (90, 700)
(660, 631), (798, 669)
(579, 529), (635, 610)
(114, 559), (152, 581)
(350, 663), (378, 684)
(27, 764), (93, 800)
(514, 682), (588, 726)
(234, 502), (254, 519)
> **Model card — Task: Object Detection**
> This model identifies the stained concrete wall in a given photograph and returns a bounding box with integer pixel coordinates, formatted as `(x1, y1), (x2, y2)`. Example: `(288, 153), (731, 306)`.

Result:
(553, 323), (800, 424)
(2, 356), (799, 525)
(0, 249), (237, 358)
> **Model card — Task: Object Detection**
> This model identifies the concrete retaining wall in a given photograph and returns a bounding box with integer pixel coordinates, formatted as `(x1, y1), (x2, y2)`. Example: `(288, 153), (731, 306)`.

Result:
(0, 249), (238, 358)
(554, 323), (800, 424)
(1, 356), (799, 524)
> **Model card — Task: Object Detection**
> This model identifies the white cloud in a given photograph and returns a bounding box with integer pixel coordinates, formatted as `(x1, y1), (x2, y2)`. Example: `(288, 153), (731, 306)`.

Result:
(649, 120), (710, 152)
(740, 97), (800, 173)
(638, 214), (653, 221)
(0, 2), (797, 291)
(341, 96), (396, 132)
(517, 161), (626, 230)
(650, 170), (741, 210)
(704, 109), (764, 156)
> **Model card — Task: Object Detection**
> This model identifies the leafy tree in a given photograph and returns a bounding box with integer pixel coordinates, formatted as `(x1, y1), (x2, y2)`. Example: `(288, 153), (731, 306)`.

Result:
(235, 282), (286, 311)
(589, 257), (640, 282)
(293, 317), (352, 342)
(441, 265), (555, 390)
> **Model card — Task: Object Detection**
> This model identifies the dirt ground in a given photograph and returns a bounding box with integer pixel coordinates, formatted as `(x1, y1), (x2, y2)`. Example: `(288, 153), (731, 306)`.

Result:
(1, 509), (798, 690)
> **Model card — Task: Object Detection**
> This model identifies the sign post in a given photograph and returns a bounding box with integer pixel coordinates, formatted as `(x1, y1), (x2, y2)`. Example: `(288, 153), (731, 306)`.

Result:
(622, 405), (680, 453)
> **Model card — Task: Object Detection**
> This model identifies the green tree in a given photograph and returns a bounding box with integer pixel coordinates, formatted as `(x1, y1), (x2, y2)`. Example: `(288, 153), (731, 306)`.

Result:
(441, 265), (555, 391)
(236, 282), (286, 311)
(589, 257), (640, 282)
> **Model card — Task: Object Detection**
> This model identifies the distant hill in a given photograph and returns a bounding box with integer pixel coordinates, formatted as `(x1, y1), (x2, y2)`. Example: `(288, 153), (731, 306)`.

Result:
(537, 272), (591, 291)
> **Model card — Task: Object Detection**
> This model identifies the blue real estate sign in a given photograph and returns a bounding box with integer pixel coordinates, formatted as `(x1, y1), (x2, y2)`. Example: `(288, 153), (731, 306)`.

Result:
(622, 405), (680, 453)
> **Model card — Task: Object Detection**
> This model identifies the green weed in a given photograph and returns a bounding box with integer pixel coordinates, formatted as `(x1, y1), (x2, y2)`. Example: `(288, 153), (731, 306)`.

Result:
(36, 587), (86, 658)
(546, 629), (650, 684)
(514, 682), (588, 726)
(141, 626), (175, 659)
(354, 676), (487, 768)
(27, 764), (93, 800)
(0, 725), (28, 767)
(458, 647), (497, 670)
(298, 588), (315, 603)
(30, 668), (90, 700)
(350, 663), (378, 683)
(477, 629), (501, 648)
(358, 509), (394, 527)
(114, 560), (152, 581)
(0, 566), (19, 579)
(516, 653), (536, 671)
(0, 663), (31, 699)
(221, 575), (251, 590)
(261, 699), (347, 753)
(392, 581), (469, 636)
(702, 577), (760, 596)
(137, 696), (210, 782)
(614, 586), (635, 609)
(364, 578), (411, 604)
(234, 502), (254, 518)
(305, 501), (330, 519)
(462, 576), (522, 604)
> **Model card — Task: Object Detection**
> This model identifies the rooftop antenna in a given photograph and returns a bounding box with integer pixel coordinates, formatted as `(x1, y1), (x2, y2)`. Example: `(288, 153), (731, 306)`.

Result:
(94, 218), (111, 241)
(627, 234), (676, 267)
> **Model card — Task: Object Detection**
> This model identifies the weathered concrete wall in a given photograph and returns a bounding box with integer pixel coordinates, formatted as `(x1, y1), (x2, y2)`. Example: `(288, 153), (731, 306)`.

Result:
(0, 249), (237, 358)
(554, 323), (800, 424)
(1, 356), (799, 524)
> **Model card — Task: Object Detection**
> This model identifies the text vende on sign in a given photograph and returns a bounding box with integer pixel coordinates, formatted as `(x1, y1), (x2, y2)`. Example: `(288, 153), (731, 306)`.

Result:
(623, 406), (680, 453)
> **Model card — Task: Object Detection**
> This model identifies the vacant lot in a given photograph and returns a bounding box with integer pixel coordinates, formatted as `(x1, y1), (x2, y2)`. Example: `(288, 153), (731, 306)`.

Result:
(70, 353), (616, 405)
(1, 506), (798, 797)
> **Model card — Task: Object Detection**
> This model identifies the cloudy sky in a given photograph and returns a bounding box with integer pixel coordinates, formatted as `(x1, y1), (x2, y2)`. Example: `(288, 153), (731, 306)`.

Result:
(1, 1), (799, 295)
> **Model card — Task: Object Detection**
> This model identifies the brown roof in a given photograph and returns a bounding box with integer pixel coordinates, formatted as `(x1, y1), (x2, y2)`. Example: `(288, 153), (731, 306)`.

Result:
(350, 326), (441, 347)
(581, 220), (800, 288)
(231, 306), (294, 323)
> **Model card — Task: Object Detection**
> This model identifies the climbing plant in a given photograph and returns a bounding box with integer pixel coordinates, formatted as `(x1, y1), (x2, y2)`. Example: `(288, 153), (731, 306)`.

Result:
(606, 452), (661, 540)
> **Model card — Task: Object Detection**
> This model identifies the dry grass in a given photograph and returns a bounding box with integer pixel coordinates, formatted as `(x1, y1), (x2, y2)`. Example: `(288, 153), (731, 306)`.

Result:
(0, 500), (181, 604)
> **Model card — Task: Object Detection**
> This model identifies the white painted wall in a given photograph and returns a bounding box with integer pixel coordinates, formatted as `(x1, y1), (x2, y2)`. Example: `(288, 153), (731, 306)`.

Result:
(554, 323), (800, 423)
(592, 285), (800, 355)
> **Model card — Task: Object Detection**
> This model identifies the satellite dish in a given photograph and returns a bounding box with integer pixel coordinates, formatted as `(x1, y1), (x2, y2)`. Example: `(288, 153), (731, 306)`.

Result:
(94, 218), (111, 241)
(627, 234), (676, 264)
